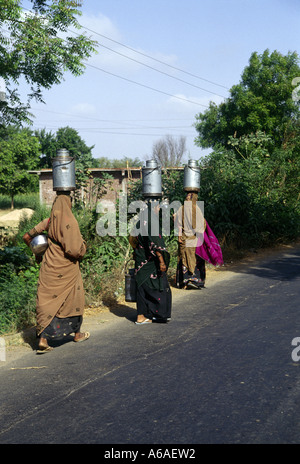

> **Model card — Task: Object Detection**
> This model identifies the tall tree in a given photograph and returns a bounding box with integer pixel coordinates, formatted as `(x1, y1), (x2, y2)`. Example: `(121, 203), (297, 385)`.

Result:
(0, 0), (96, 127)
(194, 50), (300, 153)
(151, 135), (187, 167)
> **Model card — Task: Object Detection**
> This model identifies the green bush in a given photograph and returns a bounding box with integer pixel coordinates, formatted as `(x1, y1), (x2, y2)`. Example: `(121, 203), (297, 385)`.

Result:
(199, 146), (300, 248)
(0, 249), (38, 334)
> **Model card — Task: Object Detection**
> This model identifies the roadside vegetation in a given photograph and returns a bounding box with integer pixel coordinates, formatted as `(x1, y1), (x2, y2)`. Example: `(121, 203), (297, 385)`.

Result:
(0, 44), (299, 335)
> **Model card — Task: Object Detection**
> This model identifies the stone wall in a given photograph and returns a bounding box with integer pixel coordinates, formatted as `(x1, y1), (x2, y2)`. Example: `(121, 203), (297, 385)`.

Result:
(29, 168), (142, 206)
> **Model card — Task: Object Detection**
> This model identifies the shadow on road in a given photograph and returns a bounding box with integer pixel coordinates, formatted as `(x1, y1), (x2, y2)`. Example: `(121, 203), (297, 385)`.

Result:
(222, 246), (300, 282)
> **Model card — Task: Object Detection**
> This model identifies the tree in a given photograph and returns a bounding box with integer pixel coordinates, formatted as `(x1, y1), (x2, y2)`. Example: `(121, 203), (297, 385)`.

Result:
(194, 50), (300, 153)
(151, 135), (187, 167)
(54, 126), (94, 194)
(93, 156), (143, 168)
(34, 128), (57, 167)
(55, 126), (93, 163)
(34, 126), (94, 169)
(0, 0), (97, 126)
(0, 127), (40, 208)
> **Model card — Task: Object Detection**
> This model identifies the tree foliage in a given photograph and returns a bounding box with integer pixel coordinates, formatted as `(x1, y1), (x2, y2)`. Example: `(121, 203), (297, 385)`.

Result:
(198, 142), (300, 248)
(34, 125), (94, 168)
(34, 125), (95, 201)
(0, 126), (40, 208)
(93, 156), (143, 169)
(0, 0), (97, 126)
(193, 49), (300, 248)
(195, 50), (300, 152)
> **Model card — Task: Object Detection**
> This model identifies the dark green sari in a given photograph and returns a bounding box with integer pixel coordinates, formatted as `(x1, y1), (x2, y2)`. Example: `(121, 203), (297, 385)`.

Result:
(133, 206), (172, 321)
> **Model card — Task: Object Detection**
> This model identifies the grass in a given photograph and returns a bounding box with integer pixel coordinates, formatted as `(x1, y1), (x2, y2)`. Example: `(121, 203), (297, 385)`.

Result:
(0, 193), (40, 210)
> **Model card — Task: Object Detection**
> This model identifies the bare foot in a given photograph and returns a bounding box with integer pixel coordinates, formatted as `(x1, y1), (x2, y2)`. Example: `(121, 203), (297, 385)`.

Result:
(37, 337), (53, 353)
(74, 332), (90, 342)
(38, 336), (50, 349)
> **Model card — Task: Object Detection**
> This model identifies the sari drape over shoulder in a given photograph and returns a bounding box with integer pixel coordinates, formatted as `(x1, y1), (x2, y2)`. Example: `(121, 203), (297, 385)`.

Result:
(29, 195), (86, 336)
(196, 221), (223, 266)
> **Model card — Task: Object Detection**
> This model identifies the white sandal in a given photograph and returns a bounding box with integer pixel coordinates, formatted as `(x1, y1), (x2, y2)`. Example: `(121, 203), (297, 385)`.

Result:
(135, 318), (152, 325)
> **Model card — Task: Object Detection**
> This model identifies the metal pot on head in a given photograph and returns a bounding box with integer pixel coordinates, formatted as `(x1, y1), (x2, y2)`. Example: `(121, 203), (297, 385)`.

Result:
(142, 159), (162, 198)
(52, 148), (76, 192)
(183, 159), (200, 192)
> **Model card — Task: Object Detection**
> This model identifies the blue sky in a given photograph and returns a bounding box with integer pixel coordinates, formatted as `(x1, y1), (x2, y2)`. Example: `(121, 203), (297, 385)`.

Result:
(18, 0), (300, 162)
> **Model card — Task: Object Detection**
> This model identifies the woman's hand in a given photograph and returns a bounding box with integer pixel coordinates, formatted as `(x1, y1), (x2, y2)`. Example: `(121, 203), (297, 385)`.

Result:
(159, 261), (167, 272)
(23, 232), (32, 247)
(156, 251), (167, 273)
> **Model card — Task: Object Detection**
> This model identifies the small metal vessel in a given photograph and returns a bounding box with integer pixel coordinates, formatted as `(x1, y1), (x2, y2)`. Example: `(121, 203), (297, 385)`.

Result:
(29, 234), (48, 256)
(125, 268), (137, 302)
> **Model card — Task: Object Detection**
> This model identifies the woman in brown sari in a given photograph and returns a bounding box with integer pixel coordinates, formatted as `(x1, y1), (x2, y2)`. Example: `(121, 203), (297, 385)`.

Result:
(174, 192), (206, 289)
(23, 192), (89, 353)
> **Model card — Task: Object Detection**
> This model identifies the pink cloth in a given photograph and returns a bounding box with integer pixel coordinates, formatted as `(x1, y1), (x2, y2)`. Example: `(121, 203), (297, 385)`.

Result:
(196, 221), (223, 266)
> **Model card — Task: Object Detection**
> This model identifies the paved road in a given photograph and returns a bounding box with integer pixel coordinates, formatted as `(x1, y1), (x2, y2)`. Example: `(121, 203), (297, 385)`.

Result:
(0, 245), (300, 445)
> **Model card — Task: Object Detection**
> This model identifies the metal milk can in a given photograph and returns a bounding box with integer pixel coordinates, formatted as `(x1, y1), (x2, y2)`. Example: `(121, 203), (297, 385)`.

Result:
(183, 159), (200, 192)
(52, 148), (76, 191)
(142, 159), (162, 197)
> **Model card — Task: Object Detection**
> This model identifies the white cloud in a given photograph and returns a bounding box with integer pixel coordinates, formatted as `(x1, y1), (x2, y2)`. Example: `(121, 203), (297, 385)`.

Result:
(167, 93), (225, 112)
(80, 12), (121, 39)
(70, 103), (97, 116)
(78, 13), (178, 75)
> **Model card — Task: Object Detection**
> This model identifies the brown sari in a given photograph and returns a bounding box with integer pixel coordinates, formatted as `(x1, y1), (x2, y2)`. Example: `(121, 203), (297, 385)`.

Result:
(174, 193), (206, 288)
(174, 193), (204, 273)
(29, 194), (86, 336)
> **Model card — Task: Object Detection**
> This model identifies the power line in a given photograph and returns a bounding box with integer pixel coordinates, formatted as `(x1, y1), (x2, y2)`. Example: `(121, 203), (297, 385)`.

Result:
(85, 62), (209, 108)
(80, 24), (229, 91)
(19, 5), (229, 92)
(85, 40), (227, 99)
(16, 7), (227, 108)
(30, 107), (196, 128)
(32, 126), (196, 137)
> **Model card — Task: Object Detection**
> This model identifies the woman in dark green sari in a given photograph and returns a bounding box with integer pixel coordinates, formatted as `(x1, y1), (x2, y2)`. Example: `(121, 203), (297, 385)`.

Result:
(129, 200), (172, 324)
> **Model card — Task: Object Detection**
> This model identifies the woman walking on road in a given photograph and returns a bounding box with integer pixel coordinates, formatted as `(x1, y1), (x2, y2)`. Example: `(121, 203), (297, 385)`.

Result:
(174, 192), (206, 289)
(129, 200), (172, 324)
(23, 192), (89, 353)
